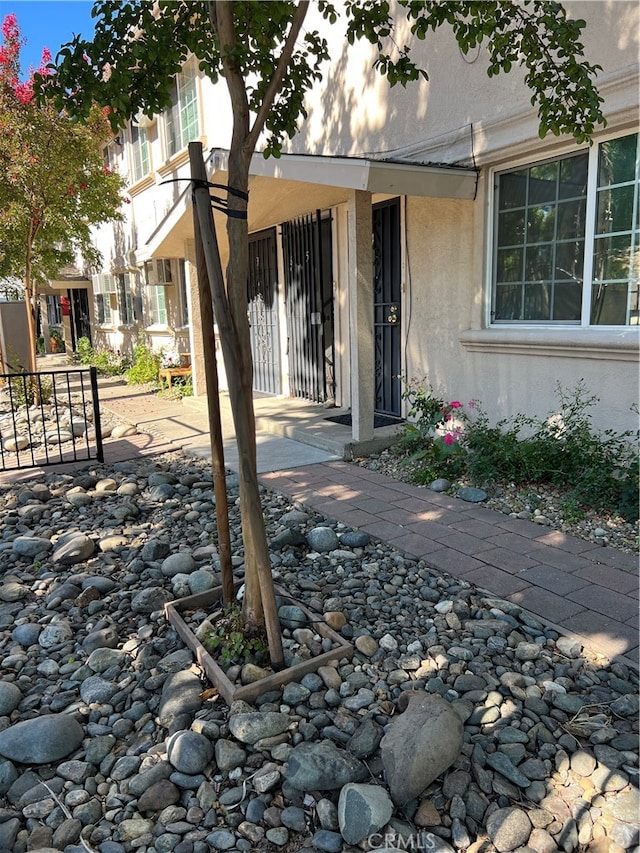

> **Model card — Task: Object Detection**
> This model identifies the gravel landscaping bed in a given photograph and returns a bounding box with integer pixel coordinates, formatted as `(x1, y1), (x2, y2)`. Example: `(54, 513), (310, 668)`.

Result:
(0, 449), (637, 853)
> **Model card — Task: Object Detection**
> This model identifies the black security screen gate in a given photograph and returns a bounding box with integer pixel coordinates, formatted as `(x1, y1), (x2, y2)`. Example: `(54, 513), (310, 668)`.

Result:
(248, 228), (281, 395)
(0, 367), (103, 471)
(282, 211), (334, 404)
(373, 198), (402, 417)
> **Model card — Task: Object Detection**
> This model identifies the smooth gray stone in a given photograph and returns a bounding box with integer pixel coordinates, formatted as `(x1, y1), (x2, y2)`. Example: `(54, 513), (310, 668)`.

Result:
(286, 740), (367, 791)
(0, 715), (83, 764)
(338, 783), (394, 844)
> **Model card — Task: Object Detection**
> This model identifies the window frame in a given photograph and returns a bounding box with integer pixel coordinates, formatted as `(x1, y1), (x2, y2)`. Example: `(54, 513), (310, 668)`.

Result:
(146, 285), (168, 327)
(129, 123), (150, 184)
(489, 131), (639, 329)
(164, 60), (199, 159)
(117, 273), (135, 326)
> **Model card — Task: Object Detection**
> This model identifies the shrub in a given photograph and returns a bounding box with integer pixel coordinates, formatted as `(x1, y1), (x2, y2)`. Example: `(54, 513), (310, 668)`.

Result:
(125, 335), (160, 384)
(394, 378), (639, 522)
(74, 337), (131, 376)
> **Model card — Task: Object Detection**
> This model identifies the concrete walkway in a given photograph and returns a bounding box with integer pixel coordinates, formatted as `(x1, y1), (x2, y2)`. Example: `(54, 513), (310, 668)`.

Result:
(3, 369), (637, 669)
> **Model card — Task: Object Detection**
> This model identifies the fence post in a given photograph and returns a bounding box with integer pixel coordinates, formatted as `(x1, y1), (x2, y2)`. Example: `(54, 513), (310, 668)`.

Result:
(90, 367), (104, 463)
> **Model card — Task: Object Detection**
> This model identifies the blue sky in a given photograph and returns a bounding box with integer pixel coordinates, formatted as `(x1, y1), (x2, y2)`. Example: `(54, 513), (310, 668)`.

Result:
(0, 0), (95, 76)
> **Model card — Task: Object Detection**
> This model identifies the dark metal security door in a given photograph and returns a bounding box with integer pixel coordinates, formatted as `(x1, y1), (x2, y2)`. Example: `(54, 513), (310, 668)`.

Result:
(71, 288), (92, 348)
(248, 228), (281, 394)
(373, 198), (402, 416)
(282, 211), (334, 403)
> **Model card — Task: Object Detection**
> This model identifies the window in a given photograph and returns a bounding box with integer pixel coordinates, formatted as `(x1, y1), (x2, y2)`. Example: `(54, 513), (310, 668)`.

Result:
(492, 132), (639, 326)
(147, 286), (167, 326)
(178, 259), (189, 326)
(92, 273), (116, 325)
(129, 124), (150, 183)
(117, 273), (135, 325)
(165, 62), (199, 158)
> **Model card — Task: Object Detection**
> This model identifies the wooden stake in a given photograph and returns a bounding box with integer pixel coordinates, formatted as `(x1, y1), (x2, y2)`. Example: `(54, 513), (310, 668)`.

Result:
(188, 143), (234, 606)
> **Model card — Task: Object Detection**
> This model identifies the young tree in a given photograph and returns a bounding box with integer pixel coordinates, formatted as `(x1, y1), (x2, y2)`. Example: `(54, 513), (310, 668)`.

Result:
(0, 13), (124, 372)
(40, 0), (605, 667)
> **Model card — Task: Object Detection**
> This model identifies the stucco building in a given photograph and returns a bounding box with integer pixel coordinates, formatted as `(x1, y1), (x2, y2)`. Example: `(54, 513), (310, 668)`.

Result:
(72, 1), (639, 441)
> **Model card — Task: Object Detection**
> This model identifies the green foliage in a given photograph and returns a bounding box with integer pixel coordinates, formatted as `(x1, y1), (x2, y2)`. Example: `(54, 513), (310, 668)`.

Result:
(395, 379), (639, 522)
(7, 371), (53, 406)
(159, 375), (193, 400)
(74, 336), (131, 375)
(397, 1), (605, 143)
(125, 335), (160, 385)
(75, 336), (94, 365)
(39, 1), (605, 151)
(202, 604), (268, 669)
(394, 378), (469, 483)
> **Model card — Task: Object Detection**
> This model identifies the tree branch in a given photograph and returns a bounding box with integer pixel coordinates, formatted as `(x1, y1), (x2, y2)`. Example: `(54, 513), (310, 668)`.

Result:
(246, 0), (310, 154)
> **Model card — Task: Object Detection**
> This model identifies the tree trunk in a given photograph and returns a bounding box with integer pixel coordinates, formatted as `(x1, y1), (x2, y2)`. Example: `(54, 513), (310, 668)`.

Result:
(191, 143), (284, 670)
(23, 236), (38, 375)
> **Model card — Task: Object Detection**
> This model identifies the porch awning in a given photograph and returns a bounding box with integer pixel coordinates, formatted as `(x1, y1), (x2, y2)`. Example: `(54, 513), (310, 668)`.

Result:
(142, 148), (478, 260)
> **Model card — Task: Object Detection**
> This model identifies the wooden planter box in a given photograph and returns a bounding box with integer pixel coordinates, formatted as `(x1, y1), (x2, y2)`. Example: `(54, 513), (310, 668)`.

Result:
(164, 585), (354, 705)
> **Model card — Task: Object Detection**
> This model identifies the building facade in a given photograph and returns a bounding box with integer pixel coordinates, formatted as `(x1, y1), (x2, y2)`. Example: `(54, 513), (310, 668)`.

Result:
(79, 1), (639, 438)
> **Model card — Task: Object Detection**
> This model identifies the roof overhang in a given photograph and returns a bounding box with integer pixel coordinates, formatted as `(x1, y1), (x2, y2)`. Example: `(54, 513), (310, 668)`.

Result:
(142, 149), (478, 260)
(214, 149), (478, 200)
(48, 276), (91, 290)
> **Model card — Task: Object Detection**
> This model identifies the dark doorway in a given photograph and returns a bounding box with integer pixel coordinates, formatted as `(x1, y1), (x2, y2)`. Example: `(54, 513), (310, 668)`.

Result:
(70, 288), (92, 350)
(248, 228), (281, 395)
(373, 198), (402, 417)
(282, 211), (334, 404)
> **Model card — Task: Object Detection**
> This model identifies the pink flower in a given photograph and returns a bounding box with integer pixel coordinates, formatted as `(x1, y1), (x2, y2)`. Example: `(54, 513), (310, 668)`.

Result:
(443, 433), (455, 446)
(450, 401), (462, 409)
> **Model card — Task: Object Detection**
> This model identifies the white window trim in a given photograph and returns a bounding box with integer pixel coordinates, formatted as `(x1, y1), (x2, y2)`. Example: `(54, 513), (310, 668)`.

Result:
(486, 129), (639, 331)
(163, 60), (200, 160)
(129, 124), (151, 185)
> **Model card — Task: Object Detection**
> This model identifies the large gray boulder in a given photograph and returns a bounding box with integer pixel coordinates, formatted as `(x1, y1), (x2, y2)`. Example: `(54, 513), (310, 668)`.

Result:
(285, 740), (367, 791)
(0, 715), (84, 764)
(381, 692), (463, 805)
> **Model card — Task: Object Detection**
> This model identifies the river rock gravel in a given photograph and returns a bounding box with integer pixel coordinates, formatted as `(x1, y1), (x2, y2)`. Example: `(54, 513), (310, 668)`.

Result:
(0, 450), (637, 853)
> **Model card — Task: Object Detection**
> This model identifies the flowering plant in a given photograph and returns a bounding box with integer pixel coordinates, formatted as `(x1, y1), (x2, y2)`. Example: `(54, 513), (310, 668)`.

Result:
(160, 347), (181, 369)
(395, 377), (473, 483)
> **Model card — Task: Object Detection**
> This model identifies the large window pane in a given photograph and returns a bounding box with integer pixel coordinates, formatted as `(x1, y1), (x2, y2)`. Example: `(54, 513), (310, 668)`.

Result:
(497, 248), (523, 282)
(554, 240), (584, 283)
(598, 134), (637, 186)
(527, 205), (555, 243)
(495, 152), (587, 323)
(529, 162), (558, 204)
(499, 210), (525, 244)
(494, 284), (522, 320)
(523, 282), (551, 320)
(556, 199), (586, 240)
(553, 282), (582, 320)
(525, 245), (552, 281)
(596, 185), (635, 234)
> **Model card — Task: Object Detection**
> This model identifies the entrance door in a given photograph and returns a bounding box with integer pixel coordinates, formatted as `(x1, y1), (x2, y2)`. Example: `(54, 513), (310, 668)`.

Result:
(248, 228), (281, 394)
(373, 198), (402, 416)
(282, 211), (334, 403)
(71, 288), (92, 348)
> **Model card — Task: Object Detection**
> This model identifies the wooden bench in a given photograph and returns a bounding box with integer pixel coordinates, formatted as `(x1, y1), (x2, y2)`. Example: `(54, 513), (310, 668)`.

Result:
(158, 366), (192, 389)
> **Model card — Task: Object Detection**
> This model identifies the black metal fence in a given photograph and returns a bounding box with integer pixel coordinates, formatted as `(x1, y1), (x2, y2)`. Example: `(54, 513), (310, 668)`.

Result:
(0, 367), (103, 471)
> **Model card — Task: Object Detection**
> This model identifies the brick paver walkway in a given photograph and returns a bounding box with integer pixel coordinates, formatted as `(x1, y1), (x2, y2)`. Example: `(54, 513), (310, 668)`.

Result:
(261, 462), (639, 668)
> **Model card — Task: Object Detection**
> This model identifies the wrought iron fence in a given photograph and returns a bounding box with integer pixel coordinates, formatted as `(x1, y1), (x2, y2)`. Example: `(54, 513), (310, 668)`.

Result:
(0, 367), (103, 471)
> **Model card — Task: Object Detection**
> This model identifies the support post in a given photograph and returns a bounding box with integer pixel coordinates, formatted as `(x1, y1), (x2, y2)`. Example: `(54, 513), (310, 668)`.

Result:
(347, 190), (375, 443)
(188, 144), (234, 606)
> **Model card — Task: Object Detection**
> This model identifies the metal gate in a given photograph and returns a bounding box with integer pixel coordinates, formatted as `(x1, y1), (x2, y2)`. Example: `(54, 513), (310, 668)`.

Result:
(373, 198), (402, 416)
(282, 212), (334, 403)
(248, 229), (281, 394)
(0, 367), (103, 471)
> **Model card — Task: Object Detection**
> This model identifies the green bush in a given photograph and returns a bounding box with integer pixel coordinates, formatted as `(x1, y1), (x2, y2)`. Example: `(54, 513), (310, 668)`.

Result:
(74, 337), (131, 376)
(76, 337), (93, 364)
(395, 379), (639, 522)
(125, 335), (161, 384)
